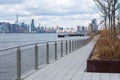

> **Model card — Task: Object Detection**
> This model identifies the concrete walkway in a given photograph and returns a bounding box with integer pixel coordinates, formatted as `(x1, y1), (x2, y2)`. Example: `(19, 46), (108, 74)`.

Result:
(24, 36), (120, 80)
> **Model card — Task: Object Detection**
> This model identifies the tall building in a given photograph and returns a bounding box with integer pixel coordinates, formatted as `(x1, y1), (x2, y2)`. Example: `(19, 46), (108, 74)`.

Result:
(91, 19), (98, 32)
(15, 15), (19, 25)
(82, 26), (85, 31)
(77, 26), (86, 32)
(31, 19), (35, 32)
(77, 26), (80, 32)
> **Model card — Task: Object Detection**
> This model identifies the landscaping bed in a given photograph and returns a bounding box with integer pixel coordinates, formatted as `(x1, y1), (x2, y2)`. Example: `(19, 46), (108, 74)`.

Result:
(87, 30), (120, 73)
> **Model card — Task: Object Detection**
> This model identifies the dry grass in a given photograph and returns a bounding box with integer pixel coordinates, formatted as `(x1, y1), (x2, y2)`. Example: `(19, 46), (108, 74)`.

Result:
(91, 30), (120, 60)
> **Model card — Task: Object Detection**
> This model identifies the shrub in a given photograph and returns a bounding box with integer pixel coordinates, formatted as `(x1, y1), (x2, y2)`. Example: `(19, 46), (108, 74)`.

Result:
(91, 30), (120, 60)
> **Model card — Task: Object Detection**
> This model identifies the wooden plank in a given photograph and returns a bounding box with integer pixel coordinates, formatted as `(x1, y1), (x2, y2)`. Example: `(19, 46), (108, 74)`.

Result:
(110, 73), (120, 80)
(25, 52), (76, 80)
(72, 72), (84, 80)
(71, 59), (87, 80)
(101, 73), (110, 80)
(52, 51), (86, 80)
(36, 52), (79, 80)
(91, 73), (100, 80)
(81, 72), (92, 80)
(62, 54), (87, 80)
(24, 36), (99, 80)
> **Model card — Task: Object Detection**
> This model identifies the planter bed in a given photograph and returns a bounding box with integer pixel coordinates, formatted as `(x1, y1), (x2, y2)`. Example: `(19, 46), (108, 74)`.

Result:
(87, 59), (120, 73)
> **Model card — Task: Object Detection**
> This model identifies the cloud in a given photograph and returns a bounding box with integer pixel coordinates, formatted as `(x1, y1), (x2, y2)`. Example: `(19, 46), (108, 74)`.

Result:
(0, 0), (23, 4)
(0, 0), (100, 27)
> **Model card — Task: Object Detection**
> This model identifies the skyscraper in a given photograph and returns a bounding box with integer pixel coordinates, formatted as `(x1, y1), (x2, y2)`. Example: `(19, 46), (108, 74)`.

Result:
(15, 15), (19, 25)
(31, 19), (35, 32)
(91, 19), (98, 32)
(77, 26), (80, 32)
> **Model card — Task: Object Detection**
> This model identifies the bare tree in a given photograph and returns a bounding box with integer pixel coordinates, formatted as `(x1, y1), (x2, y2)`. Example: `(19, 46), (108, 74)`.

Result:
(94, 0), (120, 38)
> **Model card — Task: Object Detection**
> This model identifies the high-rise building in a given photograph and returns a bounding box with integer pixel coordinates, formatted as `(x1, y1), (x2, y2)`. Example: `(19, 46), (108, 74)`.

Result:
(91, 19), (98, 32)
(77, 26), (80, 32)
(15, 15), (19, 25)
(82, 26), (85, 31)
(31, 19), (35, 32)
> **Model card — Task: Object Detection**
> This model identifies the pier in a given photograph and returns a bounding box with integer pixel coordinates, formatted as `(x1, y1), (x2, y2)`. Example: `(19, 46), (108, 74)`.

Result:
(24, 36), (120, 80)
(0, 36), (90, 80)
(0, 36), (120, 80)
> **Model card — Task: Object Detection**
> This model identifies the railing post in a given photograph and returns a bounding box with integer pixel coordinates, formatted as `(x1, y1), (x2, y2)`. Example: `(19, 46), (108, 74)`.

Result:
(77, 40), (78, 50)
(69, 40), (71, 53)
(72, 41), (74, 52)
(35, 44), (38, 70)
(74, 40), (75, 51)
(81, 40), (83, 47)
(46, 42), (49, 64)
(73, 40), (75, 51)
(16, 47), (22, 80)
(75, 40), (76, 51)
(78, 40), (79, 49)
(61, 41), (63, 57)
(55, 41), (57, 60)
(76, 40), (77, 50)
(80, 40), (81, 48)
(66, 41), (67, 55)
(71, 41), (73, 52)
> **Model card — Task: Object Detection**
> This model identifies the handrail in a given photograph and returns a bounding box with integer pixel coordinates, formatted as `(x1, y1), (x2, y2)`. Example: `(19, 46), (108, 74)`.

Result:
(0, 38), (87, 52)
(0, 37), (92, 80)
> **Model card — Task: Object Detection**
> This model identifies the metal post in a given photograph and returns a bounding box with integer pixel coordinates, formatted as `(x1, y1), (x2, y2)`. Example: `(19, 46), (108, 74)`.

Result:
(74, 40), (76, 51)
(66, 41), (67, 55)
(61, 41), (63, 57)
(69, 40), (71, 53)
(71, 41), (73, 52)
(72, 41), (74, 52)
(46, 42), (49, 64)
(35, 44), (38, 70)
(77, 40), (78, 50)
(79, 40), (80, 48)
(76, 40), (77, 50)
(79, 40), (81, 48)
(73, 40), (75, 51)
(81, 40), (83, 47)
(16, 47), (22, 80)
(55, 41), (57, 60)
(75, 40), (76, 51)
(78, 40), (79, 49)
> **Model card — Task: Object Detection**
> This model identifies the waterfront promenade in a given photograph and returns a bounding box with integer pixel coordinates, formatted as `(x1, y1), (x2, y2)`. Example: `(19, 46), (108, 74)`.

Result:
(24, 36), (120, 80)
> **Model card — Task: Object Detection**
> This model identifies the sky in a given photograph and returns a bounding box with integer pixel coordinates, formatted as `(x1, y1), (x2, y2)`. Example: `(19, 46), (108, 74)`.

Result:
(0, 0), (101, 28)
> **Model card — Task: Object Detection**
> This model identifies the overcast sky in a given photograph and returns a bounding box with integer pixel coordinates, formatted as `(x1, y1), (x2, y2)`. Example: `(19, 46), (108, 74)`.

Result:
(0, 0), (101, 27)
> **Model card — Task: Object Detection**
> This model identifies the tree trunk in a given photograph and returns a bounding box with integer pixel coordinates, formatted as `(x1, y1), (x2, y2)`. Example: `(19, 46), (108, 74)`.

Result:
(113, 2), (116, 37)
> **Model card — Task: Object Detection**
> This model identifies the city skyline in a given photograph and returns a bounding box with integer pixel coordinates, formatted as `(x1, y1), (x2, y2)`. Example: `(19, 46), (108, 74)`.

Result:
(0, 18), (98, 33)
(0, 0), (101, 28)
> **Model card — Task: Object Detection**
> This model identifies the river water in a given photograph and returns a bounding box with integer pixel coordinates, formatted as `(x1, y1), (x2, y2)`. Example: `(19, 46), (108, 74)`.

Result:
(0, 33), (88, 50)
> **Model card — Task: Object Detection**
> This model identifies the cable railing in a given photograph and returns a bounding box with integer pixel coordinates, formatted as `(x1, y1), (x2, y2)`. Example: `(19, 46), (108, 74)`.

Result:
(0, 38), (92, 80)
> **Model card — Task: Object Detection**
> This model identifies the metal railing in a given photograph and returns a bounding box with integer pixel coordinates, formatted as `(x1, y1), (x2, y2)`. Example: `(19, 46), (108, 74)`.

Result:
(0, 38), (92, 80)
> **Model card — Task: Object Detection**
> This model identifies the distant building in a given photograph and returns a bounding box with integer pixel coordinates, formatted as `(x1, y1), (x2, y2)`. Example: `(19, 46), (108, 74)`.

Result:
(20, 22), (29, 32)
(91, 19), (98, 32)
(15, 15), (19, 25)
(77, 26), (87, 32)
(87, 23), (92, 33)
(82, 26), (85, 31)
(77, 26), (80, 32)
(31, 19), (35, 32)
